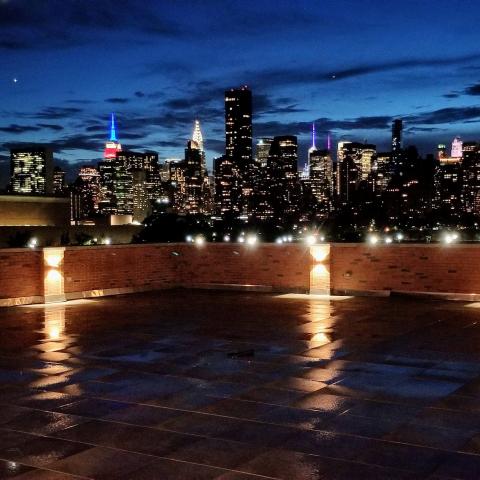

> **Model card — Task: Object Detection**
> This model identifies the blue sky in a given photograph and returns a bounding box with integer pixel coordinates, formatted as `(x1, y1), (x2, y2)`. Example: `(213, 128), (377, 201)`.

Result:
(1, 0), (480, 185)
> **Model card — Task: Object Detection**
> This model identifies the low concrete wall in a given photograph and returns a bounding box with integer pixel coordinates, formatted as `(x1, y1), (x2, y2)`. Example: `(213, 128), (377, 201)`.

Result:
(0, 242), (479, 306)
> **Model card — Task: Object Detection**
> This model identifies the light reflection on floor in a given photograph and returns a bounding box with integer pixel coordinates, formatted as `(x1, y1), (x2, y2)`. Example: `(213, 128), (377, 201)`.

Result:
(0, 290), (480, 479)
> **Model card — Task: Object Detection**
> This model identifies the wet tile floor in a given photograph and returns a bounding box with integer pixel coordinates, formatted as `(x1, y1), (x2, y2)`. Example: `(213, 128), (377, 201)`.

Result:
(1, 291), (480, 478)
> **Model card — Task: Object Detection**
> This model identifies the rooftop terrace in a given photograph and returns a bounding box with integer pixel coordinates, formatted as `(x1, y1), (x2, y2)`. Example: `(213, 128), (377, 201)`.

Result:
(0, 290), (480, 478)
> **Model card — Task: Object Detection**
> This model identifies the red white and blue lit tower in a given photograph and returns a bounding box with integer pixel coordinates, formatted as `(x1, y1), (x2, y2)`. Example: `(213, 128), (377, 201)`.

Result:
(104, 113), (122, 159)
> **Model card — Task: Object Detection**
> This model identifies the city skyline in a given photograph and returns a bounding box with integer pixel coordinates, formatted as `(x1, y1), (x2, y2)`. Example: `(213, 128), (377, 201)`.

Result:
(2, 0), (480, 187)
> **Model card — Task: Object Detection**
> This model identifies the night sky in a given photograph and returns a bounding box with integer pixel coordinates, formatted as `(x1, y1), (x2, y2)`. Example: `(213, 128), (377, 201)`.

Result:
(1, 0), (480, 186)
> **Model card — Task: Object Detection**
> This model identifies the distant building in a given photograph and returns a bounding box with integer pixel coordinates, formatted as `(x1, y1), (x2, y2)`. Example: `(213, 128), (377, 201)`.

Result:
(392, 119), (403, 162)
(214, 155), (241, 216)
(223, 86), (253, 216)
(98, 113), (122, 214)
(462, 142), (480, 214)
(435, 156), (463, 217)
(10, 146), (54, 195)
(309, 149), (333, 214)
(266, 135), (299, 220)
(183, 140), (205, 214)
(71, 166), (101, 223)
(225, 86), (253, 168)
(451, 136), (463, 158)
(256, 138), (273, 168)
(336, 141), (376, 202)
(53, 166), (67, 195)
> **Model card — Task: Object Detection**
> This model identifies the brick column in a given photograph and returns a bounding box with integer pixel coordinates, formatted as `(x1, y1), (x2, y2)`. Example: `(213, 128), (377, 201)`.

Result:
(309, 244), (331, 294)
(42, 247), (66, 303)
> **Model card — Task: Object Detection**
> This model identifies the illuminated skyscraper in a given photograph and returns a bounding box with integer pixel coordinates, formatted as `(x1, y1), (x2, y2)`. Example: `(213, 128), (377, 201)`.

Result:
(225, 86), (252, 168)
(256, 138), (273, 168)
(336, 142), (376, 204)
(451, 136), (463, 158)
(392, 119), (402, 160)
(267, 135), (299, 219)
(71, 166), (101, 223)
(434, 156), (463, 218)
(103, 113), (122, 159)
(192, 119), (204, 153)
(98, 113), (122, 214)
(53, 166), (66, 195)
(302, 123), (317, 179)
(309, 149), (333, 214)
(10, 146), (53, 195)
(192, 119), (206, 176)
(462, 142), (480, 214)
(183, 140), (205, 214)
(217, 86), (253, 216)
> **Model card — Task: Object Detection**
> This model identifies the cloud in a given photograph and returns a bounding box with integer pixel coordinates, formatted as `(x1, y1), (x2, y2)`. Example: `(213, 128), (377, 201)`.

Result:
(408, 107), (480, 125)
(0, 0), (183, 50)
(0, 124), (40, 134)
(464, 83), (480, 96)
(31, 106), (83, 120)
(248, 53), (480, 88)
(105, 98), (130, 104)
(37, 123), (64, 131)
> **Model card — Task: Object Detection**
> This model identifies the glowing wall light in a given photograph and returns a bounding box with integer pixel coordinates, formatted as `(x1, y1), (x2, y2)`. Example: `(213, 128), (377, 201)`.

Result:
(309, 244), (330, 294)
(43, 247), (66, 304)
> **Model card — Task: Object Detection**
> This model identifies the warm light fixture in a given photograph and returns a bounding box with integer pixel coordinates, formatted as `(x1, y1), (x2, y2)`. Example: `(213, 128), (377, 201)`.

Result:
(305, 235), (317, 246)
(246, 234), (257, 246)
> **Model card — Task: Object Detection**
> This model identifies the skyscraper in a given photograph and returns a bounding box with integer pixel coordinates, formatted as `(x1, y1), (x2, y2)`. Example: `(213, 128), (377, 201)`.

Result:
(392, 119), (403, 160)
(183, 140), (205, 214)
(10, 146), (54, 195)
(267, 136), (299, 220)
(53, 166), (66, 195)
(302, 123), (317, 179)
(225, 86), (252, 168)
(71, 166), (101, 223)
(192, 119), (206, 175)
(215, 87), (252, 217)
(336, 141), (376, 202)
(462, 142), (480, 214)
(451, 136), (463, 158)
(309, 149), (333, 215)
(98, 113), (122, 214)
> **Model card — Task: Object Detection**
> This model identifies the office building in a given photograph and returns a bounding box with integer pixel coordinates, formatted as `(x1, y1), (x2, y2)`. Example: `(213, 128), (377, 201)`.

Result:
(10, 146), (54, 195)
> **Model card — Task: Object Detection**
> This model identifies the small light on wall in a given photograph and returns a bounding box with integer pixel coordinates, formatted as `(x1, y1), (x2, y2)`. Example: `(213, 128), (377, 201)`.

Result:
(28, 238), (37, 249)
(104, 238), (111, 245)
(367, 234), (379, 245)
(45, 254), (62, 268)
(304, 235), (317, 246)
(185, 235), (193, 242)
(223, 234), (230, 242)
(395, 233), (404, 241)
(384, 236), (393, 244)
(276, 237), (283, 244)
(195, 235), (205, 246)
(246, 234), (258, 246)
(443, 231), (459, 244)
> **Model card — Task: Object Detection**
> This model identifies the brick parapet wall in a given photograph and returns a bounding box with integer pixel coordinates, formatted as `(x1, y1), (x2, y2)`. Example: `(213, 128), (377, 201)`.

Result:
(0, 249), (43, 301)
(2, 243), (480, 306)
(63, 244), (179, 294)
(175, 243), (312, 292)
(331, 244), (480, 295)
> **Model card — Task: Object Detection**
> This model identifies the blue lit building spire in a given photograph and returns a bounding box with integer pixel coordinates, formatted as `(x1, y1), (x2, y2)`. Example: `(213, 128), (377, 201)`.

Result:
(109, 112), (117, 141)
(311, 123), (316, 150)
